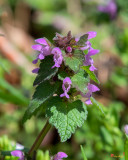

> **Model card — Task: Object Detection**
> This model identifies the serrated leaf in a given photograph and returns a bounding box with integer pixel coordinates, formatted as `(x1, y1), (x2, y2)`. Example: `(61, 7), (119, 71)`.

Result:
(77, 34), (88, 46)
(23, 81), (60, 123)
(71, 70), (89, 93)
(81, 66), (99, 84)
(64, 56), (81, 72)
(33, 56), (58, 86)
(46, 97), (88, 142)
(74, 49), (85, 61)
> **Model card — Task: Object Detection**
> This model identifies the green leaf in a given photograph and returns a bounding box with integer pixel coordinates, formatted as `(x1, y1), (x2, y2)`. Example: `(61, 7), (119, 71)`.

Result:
(71, 70), (89, 93)
(0, 78), (29, 106)
(23, 81), (60, 123)
(33, 56), (58, 86)
(91, 97), (105, 117)
(100, 126), (113, 146)
(64, 56), (81, 72)
(80, 145), (88, 160)
(46, 97), (88, 142)
(77, 34), (88, 46)
(124, 138), (128, 160)
(81, 66), (99, 84)
(58, 71), (69, 81)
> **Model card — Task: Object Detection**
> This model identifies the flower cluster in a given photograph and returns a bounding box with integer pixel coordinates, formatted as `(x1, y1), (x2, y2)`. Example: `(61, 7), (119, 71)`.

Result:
(11, 150), (24, 160)
(32, 31), (100, 104)
(11, 150), (68, 160)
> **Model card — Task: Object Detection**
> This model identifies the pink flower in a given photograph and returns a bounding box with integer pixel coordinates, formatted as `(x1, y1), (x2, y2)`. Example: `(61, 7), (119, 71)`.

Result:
(53, 152), (68, 160)
(60, 77), (72, 99)
(32, 68), (39, 74)
(11, 150), (24, 160)
(81, 83), (100, 105)
(84, 48), (99, 71)
(124, 125), (128, 135)
(32, 38), (51, 63)
(52, 47), (63, 68)
(98, 0), (117, 19)
(75, 31), (97, 51)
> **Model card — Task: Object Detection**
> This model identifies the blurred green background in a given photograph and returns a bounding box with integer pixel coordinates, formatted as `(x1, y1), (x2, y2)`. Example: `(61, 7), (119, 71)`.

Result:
(0, 0), (128, 159)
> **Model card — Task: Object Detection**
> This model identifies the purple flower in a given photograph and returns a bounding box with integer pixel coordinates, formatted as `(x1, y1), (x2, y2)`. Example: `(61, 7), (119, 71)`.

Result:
(53, 152), (68, 160)
(60, 77), (72, 99)
(11, 150), (24, 160)
(84, 48), (99, 71)
(75, 31), (97, 51)
(87, 31), (97, 39)
(52, 47), (63, 68)
(124, 125), (128, 135)
(32, 68), (39, 74)
(81, 83), (100, 105)
(80, 41), (91, 51)
(32, 38), (51, 63)
(98, 0), (117, 19)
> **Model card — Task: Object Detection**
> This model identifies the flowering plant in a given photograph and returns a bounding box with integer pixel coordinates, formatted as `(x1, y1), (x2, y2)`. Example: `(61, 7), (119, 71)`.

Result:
(9, 31), (100, 159)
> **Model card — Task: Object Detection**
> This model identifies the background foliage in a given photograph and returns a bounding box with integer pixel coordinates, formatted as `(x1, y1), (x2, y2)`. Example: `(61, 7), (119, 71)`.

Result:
(0, 0), (128, 159)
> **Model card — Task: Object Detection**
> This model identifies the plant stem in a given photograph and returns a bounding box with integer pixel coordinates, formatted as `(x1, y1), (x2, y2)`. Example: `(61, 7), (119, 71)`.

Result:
(28, 120), (51, 158)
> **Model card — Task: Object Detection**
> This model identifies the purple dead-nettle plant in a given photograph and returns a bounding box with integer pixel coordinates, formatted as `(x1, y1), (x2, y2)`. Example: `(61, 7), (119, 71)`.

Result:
(98, 0), (117, 19)
(52, 152), (68, 160)
(22, 30), (100, 158)
(11, 150), (24, 160)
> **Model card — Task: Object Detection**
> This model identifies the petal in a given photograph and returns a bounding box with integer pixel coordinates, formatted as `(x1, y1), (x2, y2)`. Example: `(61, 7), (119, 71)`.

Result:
(88, 83), (100, 93)
(88, 49), (100, 56)
(85, 98), (92, 105)
(32, 58), (38, 64)
(98, 6), (109, 12)
(63, 77), (72, 84)
(75, 37), (79, 42)
(87, 31), (97, 39)
(32, 44), (42, 51)
(80, 45), (89, 51)
(56, 152), (68, 159)
(11, 150), (24, 158)
(60, 93), (64, 97)
(89, 65), (97, 71)
(52, 47), (62, 55)
(60, 92), (69, 99)
(65, 93), (70, 99)
(35, 38), (47, 45)
(38, 53), (44, 60)
(32, 68), (39, 74)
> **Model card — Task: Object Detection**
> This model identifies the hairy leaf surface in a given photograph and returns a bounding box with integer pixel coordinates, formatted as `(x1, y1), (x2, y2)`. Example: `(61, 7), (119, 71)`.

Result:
(33, 56), (58, 86)
(23, 81), (60, 123)
(81, 66), (99, 84)
(46, 97), (88, 142)
(71, 70), (89, 93)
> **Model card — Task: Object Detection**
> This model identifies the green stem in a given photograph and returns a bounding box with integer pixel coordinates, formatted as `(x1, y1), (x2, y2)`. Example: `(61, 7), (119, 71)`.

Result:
(28, 120), (51, 158)
(125, 137), (128, 160)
